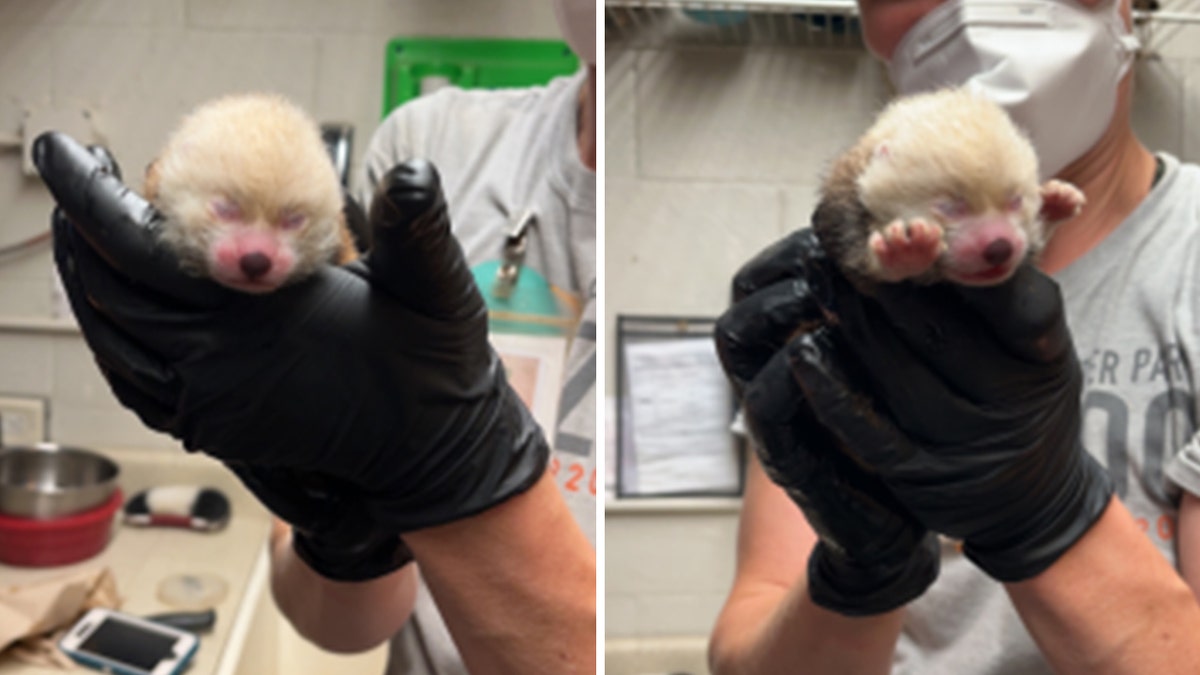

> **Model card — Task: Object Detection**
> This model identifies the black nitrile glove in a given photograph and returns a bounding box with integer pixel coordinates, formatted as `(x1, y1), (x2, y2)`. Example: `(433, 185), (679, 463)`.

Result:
(715, 229), (940, 616)
(36, 132), (549, 580)
(229, 463), (415, 581)
(780, 228), (1113, 582)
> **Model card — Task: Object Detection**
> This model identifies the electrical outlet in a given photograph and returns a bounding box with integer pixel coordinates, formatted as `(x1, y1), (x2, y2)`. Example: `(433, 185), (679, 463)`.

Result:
(0, 396), (48, 447)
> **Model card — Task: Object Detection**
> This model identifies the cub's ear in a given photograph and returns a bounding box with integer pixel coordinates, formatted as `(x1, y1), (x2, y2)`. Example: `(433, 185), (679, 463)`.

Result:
(143, 159), (160, 200)
(810, 190), (879, 294)
(341, 190), (371, 255)
(811, 191), (869, 246)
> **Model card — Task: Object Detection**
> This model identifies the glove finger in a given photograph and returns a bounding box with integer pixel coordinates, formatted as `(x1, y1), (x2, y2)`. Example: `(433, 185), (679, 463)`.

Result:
(949, 264), (1073, 364)
(54, 202), (218, 364)
(785, 326), (924, 468)
(730, 228), (830, 302)
(227, 464), (415, 581)
(362, 159), (485, 322)
(53, 210), (181, 416)
(820, 266), (1053, 406)
(804, 287), (1010, 445)
(33, 132), (226, 308)
(743, 346), (929, 564)
(714, 276), (826, 392)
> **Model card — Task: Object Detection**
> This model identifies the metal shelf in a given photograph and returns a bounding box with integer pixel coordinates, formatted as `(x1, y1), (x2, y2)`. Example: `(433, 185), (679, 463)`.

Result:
(605, 1), (864, 48)
(605, 0), (1200, 52)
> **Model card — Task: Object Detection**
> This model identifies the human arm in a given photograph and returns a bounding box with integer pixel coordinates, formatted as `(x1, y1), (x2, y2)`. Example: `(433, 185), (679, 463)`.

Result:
(708, 453), (903, 675)
(809, 411), (1200, 675)
(783, 230), (1200, 672)
(705, 441), (1200, 672)
(717, 228), (1200, 673)
(268, 518), (419, 654)
(265, 472), (595, 674)
(35, 133), (595, 674)
(404, 470), (596, 675)
(1176, 492), (1200, 602)
(708, 229), (939, 672)
(710, 458), (1200, 675)
(267, 471), (596, 673)
(1007, 497), (1200, 674)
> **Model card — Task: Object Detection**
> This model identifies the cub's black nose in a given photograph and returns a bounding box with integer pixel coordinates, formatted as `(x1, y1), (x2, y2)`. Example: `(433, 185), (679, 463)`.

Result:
(983, 239), (1014, 266)
(240, 252), (272, 279)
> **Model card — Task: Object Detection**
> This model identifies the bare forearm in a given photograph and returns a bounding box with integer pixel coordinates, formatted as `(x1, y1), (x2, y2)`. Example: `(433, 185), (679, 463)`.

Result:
(1175, 492), (1200, 602)
(404, 470), (596, 675)
(1008, 498), (1200, 674)
(710, 578), (902, 675)
(269, 520), (418, 653)
(711, 454), (904, 674)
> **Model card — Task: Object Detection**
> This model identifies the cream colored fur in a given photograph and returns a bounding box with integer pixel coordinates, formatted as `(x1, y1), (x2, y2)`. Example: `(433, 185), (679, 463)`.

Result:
(146, 93), (346, 280)
(856, 88), (1042, 233)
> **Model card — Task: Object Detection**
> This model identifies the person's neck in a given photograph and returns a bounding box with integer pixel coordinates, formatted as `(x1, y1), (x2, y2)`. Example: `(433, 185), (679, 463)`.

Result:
(576, 65), (597, 171)
(1036, 125), (1156, 275)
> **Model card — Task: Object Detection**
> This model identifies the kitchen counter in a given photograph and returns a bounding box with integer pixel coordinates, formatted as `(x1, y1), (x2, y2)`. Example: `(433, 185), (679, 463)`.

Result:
(0, 447), (272, 675)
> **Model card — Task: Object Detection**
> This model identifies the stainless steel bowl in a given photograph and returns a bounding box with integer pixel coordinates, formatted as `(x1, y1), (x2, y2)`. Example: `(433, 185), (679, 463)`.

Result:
(0, 444), (120, 519)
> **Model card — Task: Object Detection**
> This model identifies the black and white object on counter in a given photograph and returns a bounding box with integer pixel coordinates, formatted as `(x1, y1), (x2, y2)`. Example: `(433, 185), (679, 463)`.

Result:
(123, 486), (230, 532)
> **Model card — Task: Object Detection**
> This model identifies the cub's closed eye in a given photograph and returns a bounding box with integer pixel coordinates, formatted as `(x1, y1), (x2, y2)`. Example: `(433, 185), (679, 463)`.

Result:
(934, 197), (969, 219)
(210, 198), (243, 222)
(280, 213), (307, 230)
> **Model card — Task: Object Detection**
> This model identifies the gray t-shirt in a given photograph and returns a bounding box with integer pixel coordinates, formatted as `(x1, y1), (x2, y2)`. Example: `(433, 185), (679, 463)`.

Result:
(893, 153), (1200, 673)
(358, 71), (596, 675)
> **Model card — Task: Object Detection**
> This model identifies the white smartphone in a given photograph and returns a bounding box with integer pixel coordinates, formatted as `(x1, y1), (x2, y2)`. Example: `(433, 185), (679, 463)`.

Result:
(59, 607), (199, 675)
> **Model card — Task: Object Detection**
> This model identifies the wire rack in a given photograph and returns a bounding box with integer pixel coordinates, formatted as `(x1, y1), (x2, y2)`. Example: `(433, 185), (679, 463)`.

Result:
(605, 1), (864, 49)
(605, 0), (1200, 52)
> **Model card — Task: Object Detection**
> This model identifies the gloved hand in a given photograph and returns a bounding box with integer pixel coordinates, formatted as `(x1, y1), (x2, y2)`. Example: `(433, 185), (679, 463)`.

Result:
(230, 463), (415, 580)
(36, 132), (549, 580)
(770, 229), (1112, 582)
(715, 229), (940, 616)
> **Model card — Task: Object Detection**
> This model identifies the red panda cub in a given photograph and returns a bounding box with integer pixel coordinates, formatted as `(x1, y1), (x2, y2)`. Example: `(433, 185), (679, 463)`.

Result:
(812, 88), (1085, 289)
(145, 93), (356, 293)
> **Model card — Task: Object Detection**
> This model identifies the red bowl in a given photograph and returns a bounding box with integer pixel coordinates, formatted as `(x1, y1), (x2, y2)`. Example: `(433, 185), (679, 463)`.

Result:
(0, 489), (122, 567)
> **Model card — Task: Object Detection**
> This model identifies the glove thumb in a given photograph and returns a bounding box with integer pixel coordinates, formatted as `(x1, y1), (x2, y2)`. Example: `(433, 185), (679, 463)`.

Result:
(33, 131), (225, 308)
(364, 159), (484, 321)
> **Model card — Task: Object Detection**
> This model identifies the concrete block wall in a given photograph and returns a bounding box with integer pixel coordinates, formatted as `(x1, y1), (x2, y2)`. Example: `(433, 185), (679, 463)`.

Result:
(603, 14), (1200, 674)
(0, 0), (560, 452)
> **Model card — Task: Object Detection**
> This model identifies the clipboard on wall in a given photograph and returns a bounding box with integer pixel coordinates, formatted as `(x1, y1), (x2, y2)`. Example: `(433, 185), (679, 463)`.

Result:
(616, 315), (745, 498)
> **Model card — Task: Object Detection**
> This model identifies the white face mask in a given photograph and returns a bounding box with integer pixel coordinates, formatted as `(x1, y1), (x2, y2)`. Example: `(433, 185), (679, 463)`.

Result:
(888, 0), (1140, 179)
(553, 0), (596, 65)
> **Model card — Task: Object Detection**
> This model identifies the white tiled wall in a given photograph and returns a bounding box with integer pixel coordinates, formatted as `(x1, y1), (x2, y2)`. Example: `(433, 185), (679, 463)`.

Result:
(603, 39), (891, 675)
(0, 0), (561, 453)
(604, 15), (1200, 674)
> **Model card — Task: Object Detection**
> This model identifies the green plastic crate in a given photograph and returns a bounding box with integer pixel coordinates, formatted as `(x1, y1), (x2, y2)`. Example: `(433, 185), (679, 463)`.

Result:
(382, 37), (580, 116)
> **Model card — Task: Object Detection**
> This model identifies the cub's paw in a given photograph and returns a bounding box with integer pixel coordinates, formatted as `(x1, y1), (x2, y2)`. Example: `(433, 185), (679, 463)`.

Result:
(867, 218), (945, 282)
